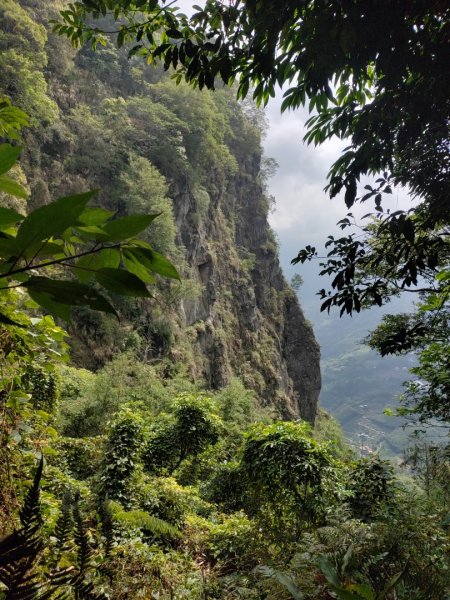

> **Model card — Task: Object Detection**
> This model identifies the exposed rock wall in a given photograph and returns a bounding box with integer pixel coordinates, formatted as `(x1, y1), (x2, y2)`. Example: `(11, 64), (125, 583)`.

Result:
(172, 151), (321, 423)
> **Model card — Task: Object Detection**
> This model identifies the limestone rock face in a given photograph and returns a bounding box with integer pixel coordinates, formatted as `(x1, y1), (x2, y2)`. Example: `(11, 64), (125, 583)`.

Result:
(172, 153), (321, 423)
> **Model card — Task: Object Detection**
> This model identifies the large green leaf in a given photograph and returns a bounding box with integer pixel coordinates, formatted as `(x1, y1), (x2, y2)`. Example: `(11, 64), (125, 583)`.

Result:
(23, 276), (117, 317)
(0, 206), (24, 230)
(256, 566), (304, 599)
(23, 241), (65, 260)
(76, 206), (114, 226)
(95, 268), (151, 297)
(101, 214), (160, 242)
(319, 557), (340, 588)
(127, 247), (180, 280)
(0, 176), (27, 199)
(15, 191), (96, 252)
(26, 289), (72, 320)
(75, 248), (121, 283)
(0, 144), (21, 175)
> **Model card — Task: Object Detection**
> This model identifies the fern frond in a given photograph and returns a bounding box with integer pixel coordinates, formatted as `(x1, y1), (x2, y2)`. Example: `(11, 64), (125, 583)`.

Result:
(72, 493), (91, 576)
(255, 565), (304, 600)
(71, 575), (108, 600)
(54, 491), (73, 560)
(0, 459), (46, 600)
(97, 499), (114, 583)
(109, 502), (181, 539)
(19, 457), (44, 533)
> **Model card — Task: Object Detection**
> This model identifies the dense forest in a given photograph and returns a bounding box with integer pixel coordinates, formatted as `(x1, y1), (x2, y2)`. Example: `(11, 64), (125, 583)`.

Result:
(0, 1), (449, 599)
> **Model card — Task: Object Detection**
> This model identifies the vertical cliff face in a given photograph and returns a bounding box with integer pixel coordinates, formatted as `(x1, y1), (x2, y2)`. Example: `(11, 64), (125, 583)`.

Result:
(171, 143), (321, 422)
(5, 0), (321, 422)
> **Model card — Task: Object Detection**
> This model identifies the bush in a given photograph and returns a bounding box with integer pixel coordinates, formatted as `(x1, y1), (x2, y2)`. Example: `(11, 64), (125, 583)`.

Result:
(143, 394), (222, 474)
(55, 436), (104, 480)
(202, 461), (249, 513)
(347, 455), (394, 520)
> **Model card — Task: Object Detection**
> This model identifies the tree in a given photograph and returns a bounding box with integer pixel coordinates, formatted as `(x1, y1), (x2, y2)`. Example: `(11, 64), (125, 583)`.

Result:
(143, 394), (221, 473)
(241, 421), (335, 525)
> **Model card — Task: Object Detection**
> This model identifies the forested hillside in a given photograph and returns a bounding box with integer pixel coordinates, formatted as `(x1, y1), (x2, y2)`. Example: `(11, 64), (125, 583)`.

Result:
(0, 1), (449, 599)
(0, 0), (320, 420)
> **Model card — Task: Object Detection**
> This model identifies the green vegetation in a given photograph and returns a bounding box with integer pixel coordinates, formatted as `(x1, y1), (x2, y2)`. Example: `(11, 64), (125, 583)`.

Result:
(56, 0), (450, 432)
(1, 327), (448, 598)
(0, 2), (449, 599)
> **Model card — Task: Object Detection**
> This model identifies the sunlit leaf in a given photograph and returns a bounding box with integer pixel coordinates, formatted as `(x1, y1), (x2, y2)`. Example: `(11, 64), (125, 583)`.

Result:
(23, 276), (117, 317)
(127, 247), (180, 280)
(0, 176), (27, 199)
(0, 144), (21, 175)
(101, 214), (160, 242)
(0, 206), (24, 230)
(15, 191), (96, 252)
(75, 248), (121, 283)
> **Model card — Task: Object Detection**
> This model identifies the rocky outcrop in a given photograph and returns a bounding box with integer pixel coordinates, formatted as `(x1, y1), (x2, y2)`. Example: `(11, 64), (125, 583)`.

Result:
(172, 152), (321, 423)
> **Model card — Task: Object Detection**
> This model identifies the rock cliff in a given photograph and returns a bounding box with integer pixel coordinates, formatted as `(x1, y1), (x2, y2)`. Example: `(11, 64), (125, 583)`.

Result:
(6, 0), (321, 422)
(171, 135), (320, 422)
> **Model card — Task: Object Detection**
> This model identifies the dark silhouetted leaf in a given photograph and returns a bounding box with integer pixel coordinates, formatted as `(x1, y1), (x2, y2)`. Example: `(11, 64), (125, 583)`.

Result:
(95, 268), (151, 297)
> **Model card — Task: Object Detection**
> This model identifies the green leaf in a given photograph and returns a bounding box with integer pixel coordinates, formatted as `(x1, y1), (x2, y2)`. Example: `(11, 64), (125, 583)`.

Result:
(0, 176), (27, 198)
(23, 276), (117, 317)
(95, 268), (151, 297)
(378, 569), (405, 599)
(0, 206), (24, 230)
(75, 248), (121, 283)
(23, 241), (65, 260)
(0, 311), (25, 327)
(348, 584), (374, 600)
(15, 191), (97, 252)
(0, 144), (21, 175)
(77, 207), (115, 226)
(256, 566), (304, 599)
(101, 214), (160, 242)
(25, 289), (72, 320)
(75, 225), (110, 241)
(122, 250), (156, 284)
(0, 237), (19, 257)
(127, 247), (180, 280)
(319, 557), (341, 588)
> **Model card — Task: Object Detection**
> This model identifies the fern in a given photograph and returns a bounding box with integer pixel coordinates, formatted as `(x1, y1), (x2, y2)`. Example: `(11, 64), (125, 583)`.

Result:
(97, 499), (114, 583)
(72, 493), (91, 576)
(109, 501), (182, 539)
(0, 458), (45, 600)
(19, 458), (44, 533)
(255, 565), (304, 600)
(54, 492), (73, 561)
(71, 578), (107, 600)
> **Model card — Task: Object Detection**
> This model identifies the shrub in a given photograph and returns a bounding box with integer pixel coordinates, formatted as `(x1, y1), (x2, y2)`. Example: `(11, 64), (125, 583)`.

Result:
(347, 456), (394, 520)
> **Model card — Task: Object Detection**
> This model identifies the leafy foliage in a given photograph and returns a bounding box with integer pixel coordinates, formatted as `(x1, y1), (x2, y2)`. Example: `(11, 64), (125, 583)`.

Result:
(144, 394), (221, 474)
(242, 421), (336, 525)
(0, 151), (179, 321)
(347, 456), (394, 520)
